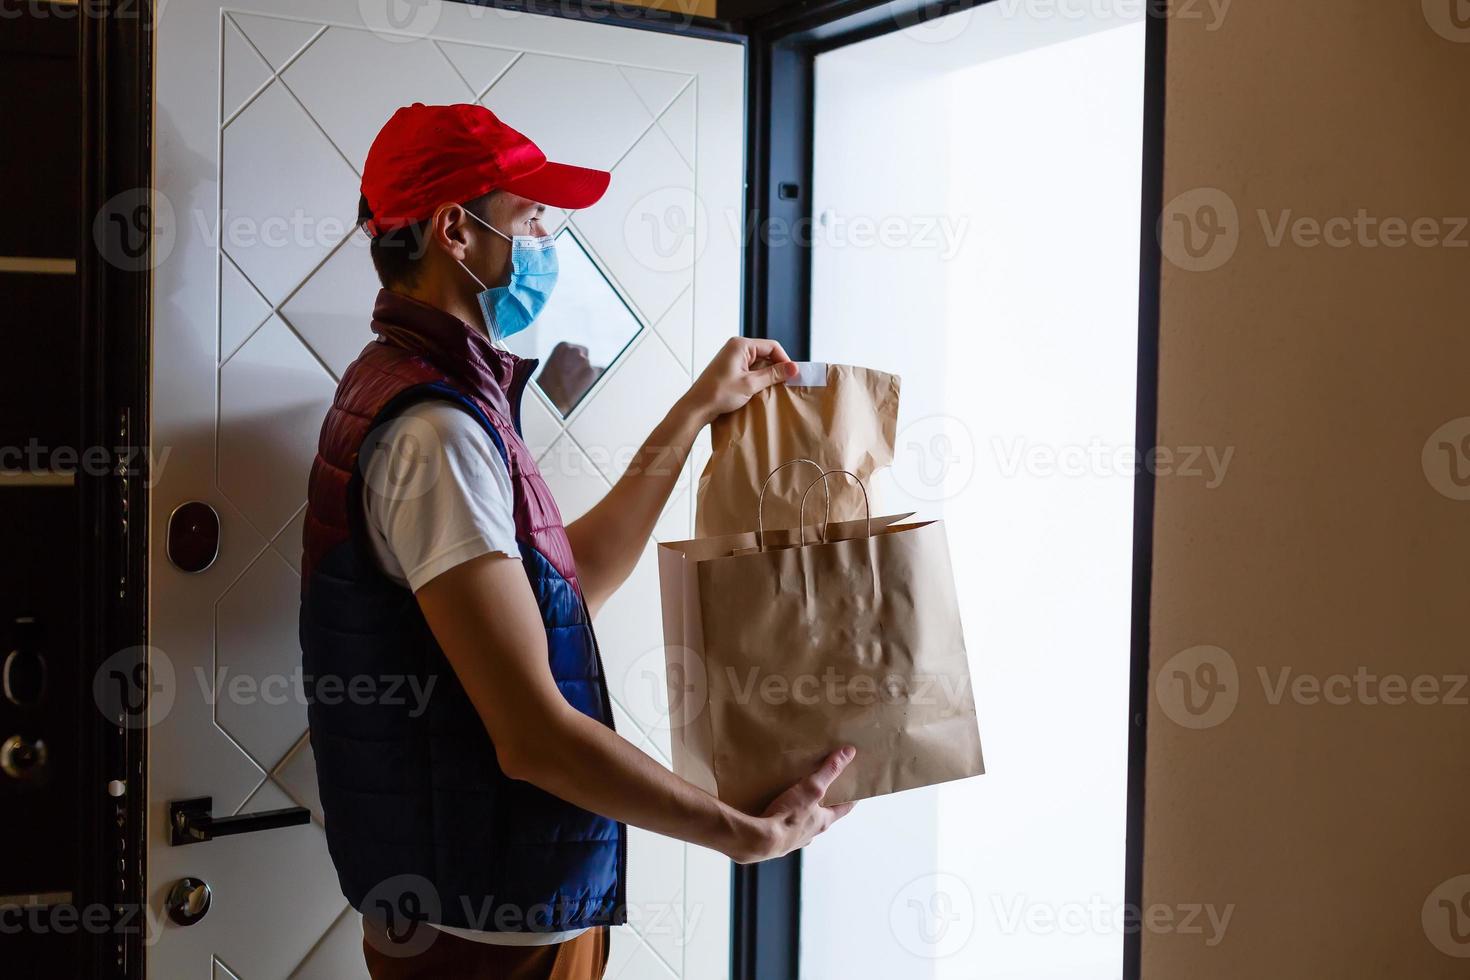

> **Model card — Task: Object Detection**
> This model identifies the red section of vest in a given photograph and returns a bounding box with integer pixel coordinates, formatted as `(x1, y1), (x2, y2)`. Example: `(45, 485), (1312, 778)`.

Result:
(302, 290), (580, 594)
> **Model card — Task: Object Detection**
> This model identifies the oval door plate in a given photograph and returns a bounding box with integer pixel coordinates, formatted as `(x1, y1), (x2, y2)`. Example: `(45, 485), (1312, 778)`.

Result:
(166, 501), (219, 573)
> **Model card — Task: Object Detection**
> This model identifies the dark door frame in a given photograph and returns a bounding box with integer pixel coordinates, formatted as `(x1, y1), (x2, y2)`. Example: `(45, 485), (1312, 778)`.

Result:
(80, 0), (1164, 977)
(78, 1), (153, 977)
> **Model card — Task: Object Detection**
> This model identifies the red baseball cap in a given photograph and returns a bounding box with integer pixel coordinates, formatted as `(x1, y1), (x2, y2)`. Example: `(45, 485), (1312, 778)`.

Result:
(360, 102), (611, 237)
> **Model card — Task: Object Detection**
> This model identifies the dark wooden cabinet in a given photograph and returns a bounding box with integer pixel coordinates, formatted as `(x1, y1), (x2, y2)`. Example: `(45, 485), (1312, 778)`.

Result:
(0, 6), (84, 978)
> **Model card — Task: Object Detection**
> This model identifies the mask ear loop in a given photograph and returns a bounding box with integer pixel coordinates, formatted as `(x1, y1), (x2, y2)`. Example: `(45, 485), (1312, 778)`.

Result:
(455, 204), (502, 290)
(456, 206), (514, 348)
(464, 205), (514, 242)
(456, 258), (489, 292)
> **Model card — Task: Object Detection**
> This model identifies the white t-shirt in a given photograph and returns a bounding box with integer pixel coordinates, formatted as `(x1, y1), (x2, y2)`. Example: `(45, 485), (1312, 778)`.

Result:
(360, 400), (520, 590)
(360, 399), (589, 946)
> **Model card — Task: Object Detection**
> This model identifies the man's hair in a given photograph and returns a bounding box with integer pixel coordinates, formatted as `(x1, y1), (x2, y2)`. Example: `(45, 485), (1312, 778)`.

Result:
(358, 191), (496, 289)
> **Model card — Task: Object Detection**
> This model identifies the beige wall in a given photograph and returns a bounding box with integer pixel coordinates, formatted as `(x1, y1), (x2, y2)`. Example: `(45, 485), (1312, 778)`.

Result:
(1144, 0), (1470, 976)
(627, 0), (718, 20)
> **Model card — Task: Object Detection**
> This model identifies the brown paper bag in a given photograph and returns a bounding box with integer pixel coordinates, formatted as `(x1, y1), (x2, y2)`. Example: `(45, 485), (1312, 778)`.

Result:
(658, 473), (984, 813)
(695, 362), (900, 537)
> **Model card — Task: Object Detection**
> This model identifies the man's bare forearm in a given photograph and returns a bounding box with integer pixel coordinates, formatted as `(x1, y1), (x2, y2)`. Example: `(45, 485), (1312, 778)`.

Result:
(566, 395), (708, 614)
(416, 550), (853, 869)
(504, 702), (769, 862)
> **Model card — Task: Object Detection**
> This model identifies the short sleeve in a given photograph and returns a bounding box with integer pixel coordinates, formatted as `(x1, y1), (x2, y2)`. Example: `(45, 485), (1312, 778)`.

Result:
(360, 400), (521, 592)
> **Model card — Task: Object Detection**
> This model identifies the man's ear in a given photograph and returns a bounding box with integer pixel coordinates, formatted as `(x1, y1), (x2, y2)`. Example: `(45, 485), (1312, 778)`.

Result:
(431, 203), (472, 263)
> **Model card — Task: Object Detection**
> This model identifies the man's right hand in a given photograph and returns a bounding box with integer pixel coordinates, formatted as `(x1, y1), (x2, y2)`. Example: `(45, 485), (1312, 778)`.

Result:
(418, 550), (859, 869)
(734, 747), (858, 864)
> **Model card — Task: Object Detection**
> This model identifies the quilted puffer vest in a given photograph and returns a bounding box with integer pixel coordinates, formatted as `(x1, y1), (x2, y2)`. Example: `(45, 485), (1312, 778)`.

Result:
(299, 289), (625, 933)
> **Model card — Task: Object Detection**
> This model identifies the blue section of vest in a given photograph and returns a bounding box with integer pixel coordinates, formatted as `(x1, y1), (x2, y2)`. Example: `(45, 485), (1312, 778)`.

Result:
(299, 382), (625, 932)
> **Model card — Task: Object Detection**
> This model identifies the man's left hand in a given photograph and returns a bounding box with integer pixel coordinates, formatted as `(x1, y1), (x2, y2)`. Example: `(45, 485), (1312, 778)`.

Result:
(681, 337), (797, 427)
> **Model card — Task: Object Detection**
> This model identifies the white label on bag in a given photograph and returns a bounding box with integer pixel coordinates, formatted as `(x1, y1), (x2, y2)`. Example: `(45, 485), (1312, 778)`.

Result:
(784, 362), (828, 387)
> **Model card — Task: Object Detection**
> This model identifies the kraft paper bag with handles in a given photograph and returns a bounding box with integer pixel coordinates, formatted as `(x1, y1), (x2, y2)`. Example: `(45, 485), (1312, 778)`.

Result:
(695, 362), (900, 537)
(658, 462), (984, 813)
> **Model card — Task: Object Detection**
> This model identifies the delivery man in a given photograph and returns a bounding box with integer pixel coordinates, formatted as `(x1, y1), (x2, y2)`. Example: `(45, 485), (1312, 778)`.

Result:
(299, 102), (856, 979)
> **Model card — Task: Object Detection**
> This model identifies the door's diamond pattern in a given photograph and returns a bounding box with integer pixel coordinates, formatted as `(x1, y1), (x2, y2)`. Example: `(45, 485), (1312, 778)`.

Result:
(520, 385), (564, 462)
(216, 547), (309, 772)
(222, 79), (358, 304)
(543, 205), (572, 235)
(627, 827), (689, 969)
(537, 432), (610, 524)
(595, 541), (666, 737)
(220, 252), (272, 363)
(223, 17), (272, 122)
(608, 928), (679, 980)
(504, 228), (645, 418)
(232, 779), (352, 978)
(278, 230), (380, 378)
(482, 53), (658, 172)
(654, 486), (691, 544)
(201, 12), (721, 975)
(619, 65), (690, 120)
(659, 82), (696, 169)
(609, 692), (639, 739)
(641, 712), (675, 768)
(288, 907), (372, 980)
(653, 285), (694, 372)
(230, 12), (322, 72)
(272, 503), (308, 575)
(437, 40), (520, 98)
(187, 497), (285, 819)
(567, 331), (691, 484)
(282, 27), (478, 171)
(572, 122), (695, 326)
(272, 732), (323, 824)
(592, 486), (691, 757)
(218, 314), (335, 538)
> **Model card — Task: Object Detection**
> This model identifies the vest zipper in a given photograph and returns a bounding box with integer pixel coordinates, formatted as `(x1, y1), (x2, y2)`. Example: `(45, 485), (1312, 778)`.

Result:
(507, 357), (539, 439)
(583, 596), (629, 921)
(506, 350), (621, 921)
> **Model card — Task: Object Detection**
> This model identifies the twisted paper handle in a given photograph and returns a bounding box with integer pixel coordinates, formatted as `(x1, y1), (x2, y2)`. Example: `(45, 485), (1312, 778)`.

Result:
(755, 458), (831, 551)
(797, 469), (872, 547)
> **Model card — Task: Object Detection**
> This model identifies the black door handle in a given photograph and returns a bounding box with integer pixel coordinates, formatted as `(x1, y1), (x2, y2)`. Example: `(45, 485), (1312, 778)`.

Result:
(168, 796), (310, 846)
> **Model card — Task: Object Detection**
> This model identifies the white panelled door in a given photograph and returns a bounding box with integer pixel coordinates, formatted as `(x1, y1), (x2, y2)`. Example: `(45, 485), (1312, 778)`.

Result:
(150, 2), (744, 977)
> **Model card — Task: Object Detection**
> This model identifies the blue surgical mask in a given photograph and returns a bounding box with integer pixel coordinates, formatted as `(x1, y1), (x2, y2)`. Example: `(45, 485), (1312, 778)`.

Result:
(457, 210), (558, 342)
